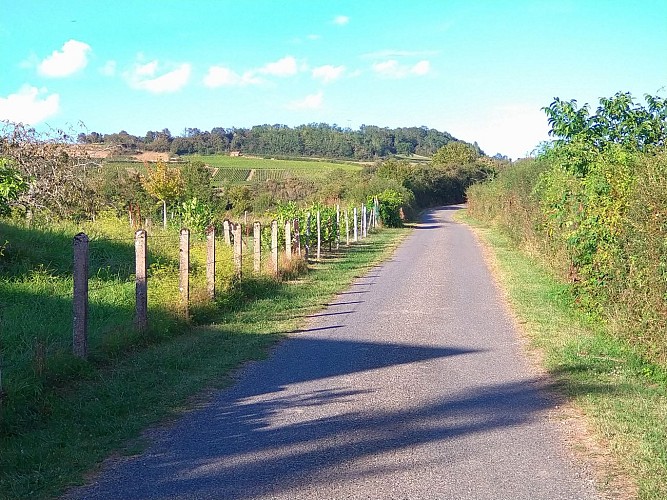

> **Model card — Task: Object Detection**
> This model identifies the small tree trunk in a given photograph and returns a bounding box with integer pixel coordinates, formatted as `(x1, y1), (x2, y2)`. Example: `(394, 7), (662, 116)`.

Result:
(162, 199), (167, 229)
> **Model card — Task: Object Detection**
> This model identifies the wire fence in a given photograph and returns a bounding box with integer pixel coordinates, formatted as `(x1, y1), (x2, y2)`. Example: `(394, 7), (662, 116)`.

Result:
(0, 202), (381, 416)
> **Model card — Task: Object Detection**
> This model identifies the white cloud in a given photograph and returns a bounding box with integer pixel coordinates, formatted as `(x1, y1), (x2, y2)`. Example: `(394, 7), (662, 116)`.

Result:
(288, 91), (323, 110)
(259, 56), (298, 77)
(38, 40), (91, 78)
(411, 60), (431, 75)
(100, 60), (117, 76)
(372, 59), (431, 79)
(0, 85), (59, 124)
(135, 61), (158, 77)
(333, 15), (349, 25)
(126, 61), (191, 93)
(204, 66), (261, 87)
(312, 65), (345, 83)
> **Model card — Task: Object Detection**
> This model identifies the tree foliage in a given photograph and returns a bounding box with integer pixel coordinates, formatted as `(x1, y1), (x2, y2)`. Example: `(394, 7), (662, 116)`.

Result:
(0, 158), (28, 215)
(431, 141), (481, 169)
(0, 122), (99, 218)
(74, 123), (464, 161)
(468, 90), (667, 364)
(543, 91), (667, 152)
(141, 160), (184, 227)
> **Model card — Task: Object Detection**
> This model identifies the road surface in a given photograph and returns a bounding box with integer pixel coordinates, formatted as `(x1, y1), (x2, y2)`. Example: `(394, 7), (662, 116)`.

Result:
(65, 206), (599, 499)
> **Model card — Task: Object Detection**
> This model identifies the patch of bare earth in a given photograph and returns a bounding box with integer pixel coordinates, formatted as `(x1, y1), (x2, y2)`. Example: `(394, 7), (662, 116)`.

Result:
(462, 218), (638, 500)
(133, 151), (170, 162)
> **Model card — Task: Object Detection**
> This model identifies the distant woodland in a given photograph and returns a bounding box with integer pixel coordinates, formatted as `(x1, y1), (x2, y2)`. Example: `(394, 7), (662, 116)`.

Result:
(77, 123), (484, 159)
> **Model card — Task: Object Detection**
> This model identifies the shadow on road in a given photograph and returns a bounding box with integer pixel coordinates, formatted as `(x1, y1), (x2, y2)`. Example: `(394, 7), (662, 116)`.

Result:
(73, 333), (573, 500)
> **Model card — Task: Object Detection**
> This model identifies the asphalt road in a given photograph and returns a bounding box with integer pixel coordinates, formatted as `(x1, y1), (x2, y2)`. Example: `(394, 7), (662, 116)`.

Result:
(65, 206), (599, 499)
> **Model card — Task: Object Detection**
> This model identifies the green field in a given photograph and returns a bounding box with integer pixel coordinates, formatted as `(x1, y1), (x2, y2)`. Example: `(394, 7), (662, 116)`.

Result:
(188, 154), (363, 185)
(101, 154), (364, 187)
(187, 154), (362, 171)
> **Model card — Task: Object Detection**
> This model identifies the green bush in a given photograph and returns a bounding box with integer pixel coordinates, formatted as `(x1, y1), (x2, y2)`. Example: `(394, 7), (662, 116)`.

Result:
(467, 90), (667, 364)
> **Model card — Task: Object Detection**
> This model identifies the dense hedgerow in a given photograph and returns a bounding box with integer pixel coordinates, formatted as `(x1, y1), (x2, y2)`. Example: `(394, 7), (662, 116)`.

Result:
(467, 91), (667, 363)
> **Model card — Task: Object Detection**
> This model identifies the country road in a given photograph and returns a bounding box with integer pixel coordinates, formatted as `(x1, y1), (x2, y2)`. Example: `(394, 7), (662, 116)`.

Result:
(65, 206), (599, 500)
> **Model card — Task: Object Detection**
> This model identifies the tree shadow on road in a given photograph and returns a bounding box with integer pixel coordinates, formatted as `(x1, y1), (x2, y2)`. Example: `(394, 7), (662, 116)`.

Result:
(63, 333), (591, 500)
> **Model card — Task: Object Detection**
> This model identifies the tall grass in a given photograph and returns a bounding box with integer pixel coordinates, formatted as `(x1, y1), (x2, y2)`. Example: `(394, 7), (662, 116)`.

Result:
(0, 214), (239, 436)
(0, 212), (408, 499)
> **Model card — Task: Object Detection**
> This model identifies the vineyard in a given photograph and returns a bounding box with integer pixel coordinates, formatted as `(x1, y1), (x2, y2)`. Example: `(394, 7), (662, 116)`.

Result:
(98, 154), (364, 188)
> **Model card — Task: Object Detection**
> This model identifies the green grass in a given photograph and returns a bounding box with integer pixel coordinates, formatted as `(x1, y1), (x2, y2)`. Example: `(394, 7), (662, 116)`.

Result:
(187, 154), (362, 171)
(457, 209), (667, 499)
(0, 216), (409, 500)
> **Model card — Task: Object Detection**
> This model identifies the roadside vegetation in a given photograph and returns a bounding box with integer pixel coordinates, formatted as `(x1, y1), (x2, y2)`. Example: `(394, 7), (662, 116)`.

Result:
(0, 219), (410, 499)
(465, 91), (667, 498)
(0, 118), (497, 499)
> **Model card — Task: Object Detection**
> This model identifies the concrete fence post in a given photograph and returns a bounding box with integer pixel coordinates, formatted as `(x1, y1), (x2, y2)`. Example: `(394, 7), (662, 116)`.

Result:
(223, 219), (231, 246)
(253, 221), (261, 273)
(134, 229), (148, 331)
(73, 232), (89, 359)
(271, 220), (279, 275)
(206, 225), (215, 300)
(179, 228), (190, 321)
(345, 209), (350, 246)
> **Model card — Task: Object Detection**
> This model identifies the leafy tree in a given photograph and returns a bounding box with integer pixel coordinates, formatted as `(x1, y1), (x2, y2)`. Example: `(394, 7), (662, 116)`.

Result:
(225, 185), (253, 215)
(179, 197), (213, 236)
(181, 161), (214, 202)
(373, 189), (405, 227)
(543, 91), (667, 152)
(141, 160), (184, 228)
(0, 158), (28, 215)
(0, 122), (99, 219)
(432, 141), (480, 169)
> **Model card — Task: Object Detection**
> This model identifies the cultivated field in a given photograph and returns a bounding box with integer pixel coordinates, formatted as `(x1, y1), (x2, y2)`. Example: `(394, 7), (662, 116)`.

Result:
(101, 154), (364, 187)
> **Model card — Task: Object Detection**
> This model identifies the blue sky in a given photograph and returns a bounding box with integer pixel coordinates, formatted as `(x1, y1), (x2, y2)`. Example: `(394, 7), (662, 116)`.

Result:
(1, 0), (666, 159)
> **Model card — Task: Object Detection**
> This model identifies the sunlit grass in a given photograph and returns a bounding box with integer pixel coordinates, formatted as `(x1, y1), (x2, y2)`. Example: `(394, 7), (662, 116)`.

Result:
(0, 214), (409, 500)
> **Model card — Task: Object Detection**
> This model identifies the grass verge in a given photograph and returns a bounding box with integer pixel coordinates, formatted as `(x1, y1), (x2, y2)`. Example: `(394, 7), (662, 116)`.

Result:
(0, 227), (410, 500)
(457, 210), (667, 499)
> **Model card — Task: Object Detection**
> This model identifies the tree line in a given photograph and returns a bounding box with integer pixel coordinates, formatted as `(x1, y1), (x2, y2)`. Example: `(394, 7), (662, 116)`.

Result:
(78, 123), (483, 160)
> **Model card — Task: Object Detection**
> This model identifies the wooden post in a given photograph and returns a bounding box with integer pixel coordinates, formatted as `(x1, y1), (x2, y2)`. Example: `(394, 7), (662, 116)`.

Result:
(285, 220), (292, 261)
(223, 219), (231, 246)
(233, 223), (242, 279)
(294, 219), (301, 257)
(353, 207), (358, 242)
(316, 210), (321, 260)
(73, 232), (89, 359)
(206, 225), (215, 300)
(134, 229), (148, 331)
(179, 228), (190, 321)
(253, 221), (261, 273)
(374, 196), (380, 228)
(271, 220), (279, 275)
